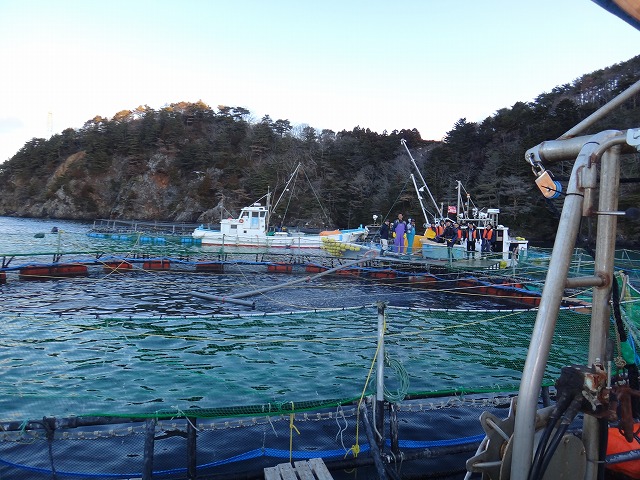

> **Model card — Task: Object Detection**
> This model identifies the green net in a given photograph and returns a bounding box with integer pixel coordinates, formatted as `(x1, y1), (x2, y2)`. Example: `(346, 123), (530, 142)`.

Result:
(1, 305), (597, 421)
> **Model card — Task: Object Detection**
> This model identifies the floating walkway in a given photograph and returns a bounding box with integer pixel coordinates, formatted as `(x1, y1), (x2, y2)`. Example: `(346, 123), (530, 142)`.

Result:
(0, 248), (554, 310)
(265, 458), (333, 480)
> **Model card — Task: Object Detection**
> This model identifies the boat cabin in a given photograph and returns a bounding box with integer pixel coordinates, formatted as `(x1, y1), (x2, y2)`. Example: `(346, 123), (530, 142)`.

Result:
(220, 203), (268, 236)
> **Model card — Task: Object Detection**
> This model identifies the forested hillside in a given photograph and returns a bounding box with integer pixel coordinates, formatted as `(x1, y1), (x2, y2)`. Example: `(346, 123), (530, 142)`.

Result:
(1, 55), (639, 244)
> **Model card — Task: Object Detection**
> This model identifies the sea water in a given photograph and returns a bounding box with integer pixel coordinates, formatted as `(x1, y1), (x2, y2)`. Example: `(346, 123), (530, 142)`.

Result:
(0, 217), (597, 480)
(0, 216), (575, 422)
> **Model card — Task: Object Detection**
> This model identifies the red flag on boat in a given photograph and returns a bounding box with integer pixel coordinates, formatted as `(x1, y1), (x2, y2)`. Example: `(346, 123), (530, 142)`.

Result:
(447, 205), (457, 214)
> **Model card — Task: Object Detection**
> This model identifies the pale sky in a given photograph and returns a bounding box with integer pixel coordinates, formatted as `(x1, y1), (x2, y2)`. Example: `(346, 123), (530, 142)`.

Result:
(0, 0), (638, 163)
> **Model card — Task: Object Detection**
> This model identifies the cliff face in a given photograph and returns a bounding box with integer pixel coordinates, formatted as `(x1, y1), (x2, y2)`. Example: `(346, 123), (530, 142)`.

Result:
(0, 150), (215, 222)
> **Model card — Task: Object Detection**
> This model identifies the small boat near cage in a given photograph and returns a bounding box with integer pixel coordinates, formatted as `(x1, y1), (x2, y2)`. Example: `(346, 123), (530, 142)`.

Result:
(192, 163), (369, 254)
(192, 201), (368, 252)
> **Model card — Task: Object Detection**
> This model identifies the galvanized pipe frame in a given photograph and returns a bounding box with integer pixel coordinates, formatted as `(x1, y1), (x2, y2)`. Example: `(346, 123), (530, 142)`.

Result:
(525, 130), (633, 166)
(559, 79), (640, 140)
(583, 143), (621, 480)
(510, 130), (623, 480)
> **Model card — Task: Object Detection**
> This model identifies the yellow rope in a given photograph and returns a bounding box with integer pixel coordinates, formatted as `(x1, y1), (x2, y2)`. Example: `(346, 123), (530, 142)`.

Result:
(289, 402), (300, 463)
(345, 308), (386, 459)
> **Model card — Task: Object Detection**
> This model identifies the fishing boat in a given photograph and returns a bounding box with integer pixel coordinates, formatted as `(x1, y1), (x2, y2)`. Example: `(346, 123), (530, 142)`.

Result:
(192, 201), (368, 251)
(192, 163), (368, 252)
(402, 139), (529, 264)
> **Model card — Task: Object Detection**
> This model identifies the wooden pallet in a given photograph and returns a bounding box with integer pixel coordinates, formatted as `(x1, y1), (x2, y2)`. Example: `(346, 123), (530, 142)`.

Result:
(264, 458), (333, 480)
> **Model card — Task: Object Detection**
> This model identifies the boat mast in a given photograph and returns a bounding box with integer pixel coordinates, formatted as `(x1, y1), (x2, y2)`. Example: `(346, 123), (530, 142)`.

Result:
(410, 174), (430, 225)
(456, 180), (462, 222)
(401, 139), (443, 219)
(266, 189), (271, 231)
(455, 180), (470, 222)
(271, 163), (302, 213)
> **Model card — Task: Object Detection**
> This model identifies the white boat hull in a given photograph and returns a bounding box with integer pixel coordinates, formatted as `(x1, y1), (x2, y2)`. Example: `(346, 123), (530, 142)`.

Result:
(420, 239), (466, 260)
(192, 228), (369, 258)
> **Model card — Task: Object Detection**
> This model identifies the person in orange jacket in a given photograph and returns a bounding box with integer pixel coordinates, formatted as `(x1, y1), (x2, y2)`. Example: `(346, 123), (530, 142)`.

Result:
(481, 224), (495, 253)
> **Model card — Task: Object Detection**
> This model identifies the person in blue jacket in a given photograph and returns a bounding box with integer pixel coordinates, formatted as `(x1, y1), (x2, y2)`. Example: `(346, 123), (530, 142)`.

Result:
(405, 218), (416, 254)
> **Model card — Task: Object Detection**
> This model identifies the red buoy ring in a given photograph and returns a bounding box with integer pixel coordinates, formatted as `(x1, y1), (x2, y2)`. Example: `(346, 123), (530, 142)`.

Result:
(239, 218), (244, 223)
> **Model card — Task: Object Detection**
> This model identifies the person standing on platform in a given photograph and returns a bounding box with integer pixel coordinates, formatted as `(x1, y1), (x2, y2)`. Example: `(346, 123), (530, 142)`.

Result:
(465, 223), (478, 259)
(393, 213), (406, 253)
(379, 219), (390, 254)
(443, 219), (457, 261)
(406, 218), (416, 255)
(482, 224), (494, 253)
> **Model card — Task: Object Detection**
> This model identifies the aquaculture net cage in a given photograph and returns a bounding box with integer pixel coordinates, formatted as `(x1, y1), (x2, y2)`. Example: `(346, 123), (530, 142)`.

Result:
(1, 301), (637, 479)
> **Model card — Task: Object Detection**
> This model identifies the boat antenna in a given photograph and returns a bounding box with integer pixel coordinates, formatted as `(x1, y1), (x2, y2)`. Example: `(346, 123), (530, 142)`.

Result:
(401, 139), (443, 219)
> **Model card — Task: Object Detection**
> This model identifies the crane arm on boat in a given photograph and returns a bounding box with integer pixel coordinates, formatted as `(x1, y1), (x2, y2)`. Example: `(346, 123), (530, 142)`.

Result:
(401, 139), (443, 219)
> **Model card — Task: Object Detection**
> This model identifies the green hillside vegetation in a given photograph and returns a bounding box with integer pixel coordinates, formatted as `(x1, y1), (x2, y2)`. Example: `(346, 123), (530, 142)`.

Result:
(1, 56), (639, 244)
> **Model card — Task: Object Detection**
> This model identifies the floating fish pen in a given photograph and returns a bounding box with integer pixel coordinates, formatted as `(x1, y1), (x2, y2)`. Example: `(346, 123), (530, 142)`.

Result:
(102, 260), (134, 272)
(90, 218), (205, 236)
(18, 263), (89, 280)
(3, 302), (629, 480)
(0, 244), (613, 312)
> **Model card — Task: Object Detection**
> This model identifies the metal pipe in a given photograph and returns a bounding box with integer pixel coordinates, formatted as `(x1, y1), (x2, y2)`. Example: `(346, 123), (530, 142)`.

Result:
(389, 402), (400, 455)
(588, 133), (629, 160)
(559, 79), (640, 139)
(510, 131), (620, 479)
(526, 131), (632, 166)
(223, 252), (377, 300)
(583, 143), (621, 480)
(607, 449), (640, 464)
(187, 417), (197, 480)
(565, 275), (607, 288)
(142, 418), (156, 480)
(359, 401), (388, 480)
(376, 301), (386, 450)
(190, 291), (256, 308)
(528, 135), (594, 164)
(401, 139), (443, 218)
(411, 173), (431, 224)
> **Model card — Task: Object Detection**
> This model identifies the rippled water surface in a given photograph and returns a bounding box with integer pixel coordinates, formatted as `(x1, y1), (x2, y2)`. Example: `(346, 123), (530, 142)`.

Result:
(1, 216), (588, 421)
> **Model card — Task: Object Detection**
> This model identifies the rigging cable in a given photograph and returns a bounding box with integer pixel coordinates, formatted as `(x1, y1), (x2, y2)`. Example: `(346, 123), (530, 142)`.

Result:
(301, 167), (333, 227)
